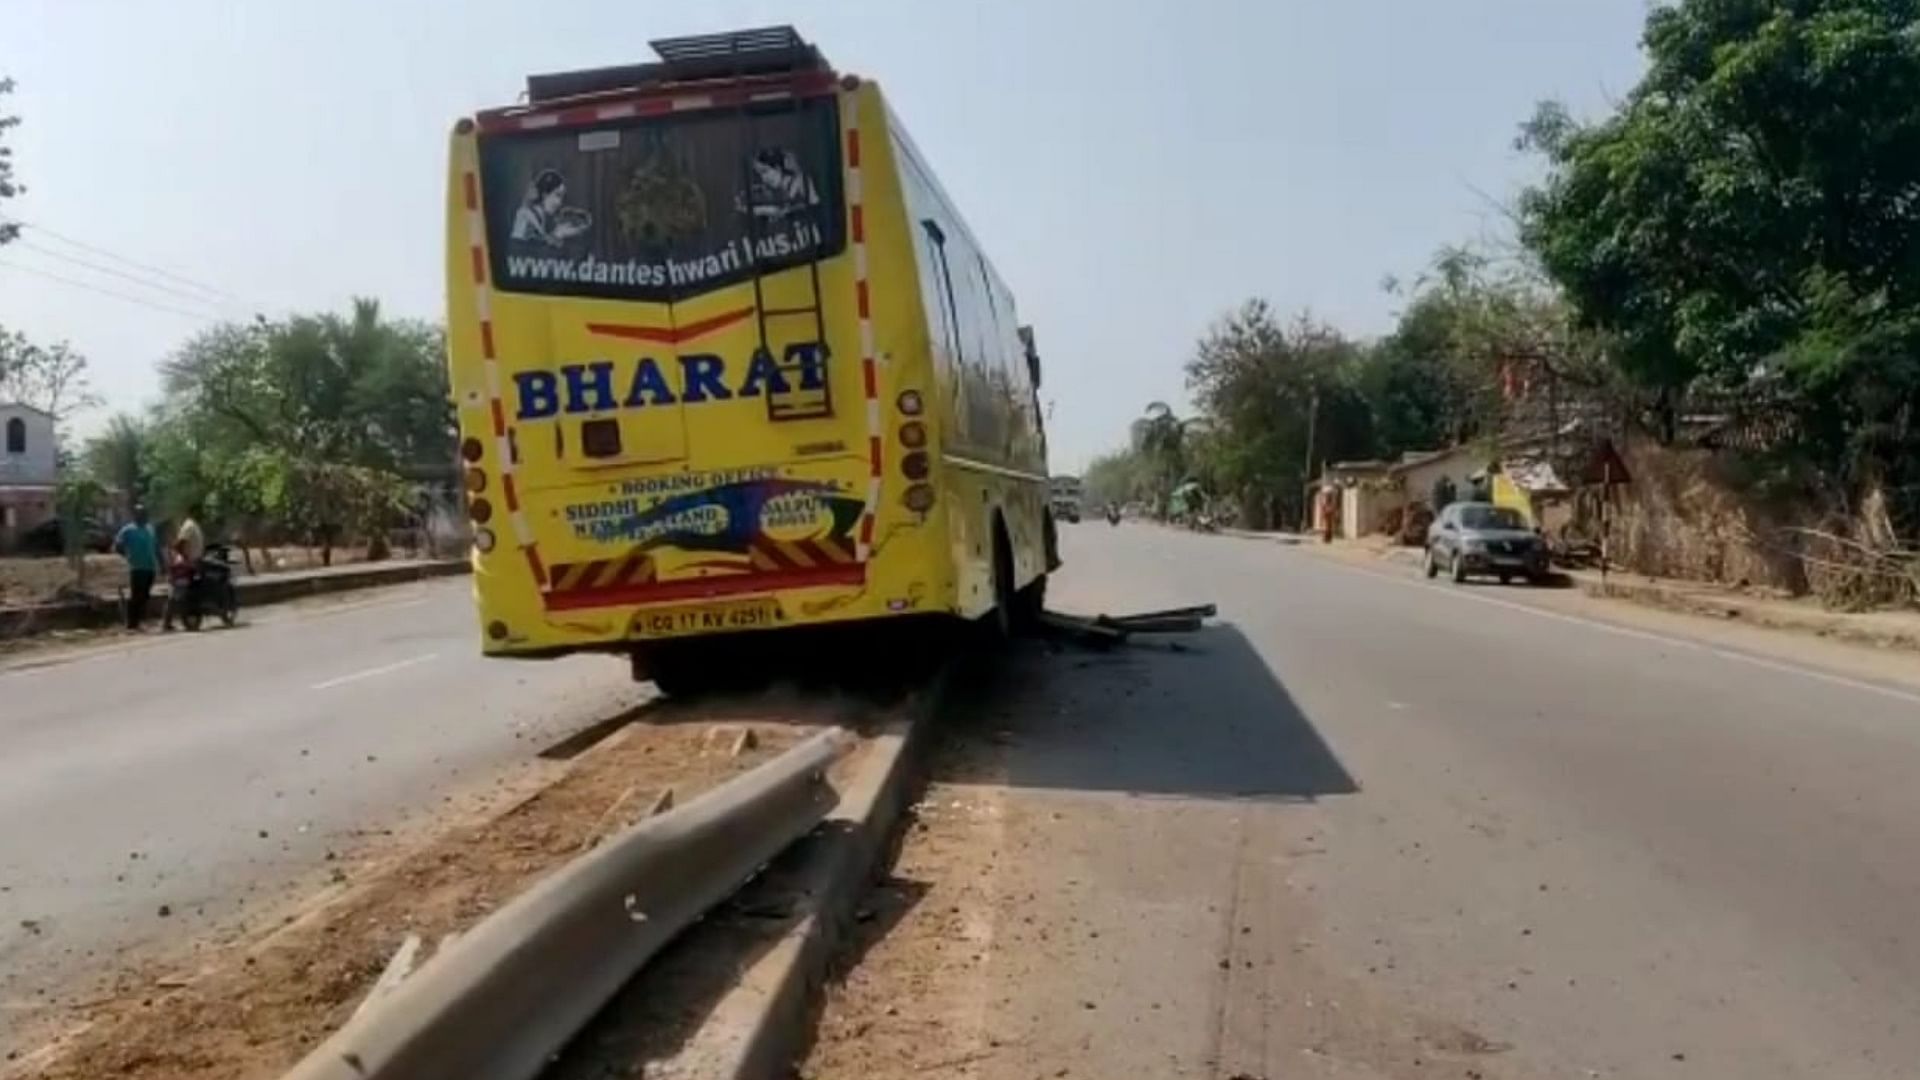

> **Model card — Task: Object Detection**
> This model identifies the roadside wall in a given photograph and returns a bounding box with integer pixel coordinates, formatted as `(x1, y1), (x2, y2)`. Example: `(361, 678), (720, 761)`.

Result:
(1607, 437), (1809, 593)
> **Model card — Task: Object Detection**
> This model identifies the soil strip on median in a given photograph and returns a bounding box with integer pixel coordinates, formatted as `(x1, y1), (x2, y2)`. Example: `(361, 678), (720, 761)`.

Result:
(6, 698), (825, 1080)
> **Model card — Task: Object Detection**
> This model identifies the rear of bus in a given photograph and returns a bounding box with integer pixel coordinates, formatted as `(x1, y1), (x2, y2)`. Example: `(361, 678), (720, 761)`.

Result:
(445, 29), (930, 663)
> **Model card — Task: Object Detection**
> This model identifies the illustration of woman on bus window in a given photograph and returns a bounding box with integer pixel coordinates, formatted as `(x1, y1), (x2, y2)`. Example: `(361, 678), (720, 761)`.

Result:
(511, 169), (593, 247)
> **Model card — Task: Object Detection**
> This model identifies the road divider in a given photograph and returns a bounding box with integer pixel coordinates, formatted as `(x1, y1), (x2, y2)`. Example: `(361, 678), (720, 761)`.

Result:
(279, 727), (850, 1080)
(633, 664), (957, 1080)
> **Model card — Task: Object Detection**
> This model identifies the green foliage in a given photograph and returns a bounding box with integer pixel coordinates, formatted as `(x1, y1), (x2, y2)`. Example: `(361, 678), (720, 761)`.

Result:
(1519, 0), (1920, 471)
(1127, 401), (1195, 515)
(1083, 448), (1147, 509)
(1183, 300), (1373, 526)
(78, 299), (452, 555)
(82, 414), (149, 499)
(0, 76), (19, 245)
(162, 299), (452, 474)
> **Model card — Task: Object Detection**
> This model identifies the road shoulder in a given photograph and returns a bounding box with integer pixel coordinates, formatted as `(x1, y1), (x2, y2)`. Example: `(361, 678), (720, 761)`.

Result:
(1276, 533), (1920, 697)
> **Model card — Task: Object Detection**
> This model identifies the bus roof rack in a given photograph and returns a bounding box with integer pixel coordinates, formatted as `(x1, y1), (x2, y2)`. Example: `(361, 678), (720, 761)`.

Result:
(526, 25), (828, 103)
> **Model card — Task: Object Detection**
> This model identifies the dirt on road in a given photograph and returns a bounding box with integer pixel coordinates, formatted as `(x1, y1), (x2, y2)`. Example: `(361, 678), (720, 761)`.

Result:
(5, 698), (820, 1080)
(800, 640), (1517, 1080)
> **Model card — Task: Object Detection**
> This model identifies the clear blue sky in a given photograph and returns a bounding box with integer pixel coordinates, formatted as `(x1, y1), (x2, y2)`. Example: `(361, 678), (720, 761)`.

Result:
(0, 0), (1649, 471)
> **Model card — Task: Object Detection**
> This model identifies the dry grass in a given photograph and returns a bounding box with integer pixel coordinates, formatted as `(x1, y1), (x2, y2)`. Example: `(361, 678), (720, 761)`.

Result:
(0, 547), (387, 606)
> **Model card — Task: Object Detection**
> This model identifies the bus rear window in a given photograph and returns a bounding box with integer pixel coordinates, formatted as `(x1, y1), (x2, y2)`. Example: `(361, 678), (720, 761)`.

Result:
(479, 97), (844, 301)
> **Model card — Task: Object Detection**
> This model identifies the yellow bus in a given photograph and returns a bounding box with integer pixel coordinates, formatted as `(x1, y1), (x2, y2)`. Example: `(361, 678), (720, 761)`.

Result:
(445, 27), (1055, 689)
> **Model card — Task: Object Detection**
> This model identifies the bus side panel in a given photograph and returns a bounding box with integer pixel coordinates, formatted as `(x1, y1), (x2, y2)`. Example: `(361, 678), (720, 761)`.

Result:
(883, 101), (1050, 618)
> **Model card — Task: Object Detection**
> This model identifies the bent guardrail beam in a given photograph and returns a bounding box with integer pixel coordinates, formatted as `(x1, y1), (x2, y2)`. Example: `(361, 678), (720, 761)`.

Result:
(280, 727), (849, 1080)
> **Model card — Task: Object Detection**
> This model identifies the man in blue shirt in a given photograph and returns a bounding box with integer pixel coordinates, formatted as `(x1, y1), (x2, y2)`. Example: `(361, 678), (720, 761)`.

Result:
(113, 504), (161, 630)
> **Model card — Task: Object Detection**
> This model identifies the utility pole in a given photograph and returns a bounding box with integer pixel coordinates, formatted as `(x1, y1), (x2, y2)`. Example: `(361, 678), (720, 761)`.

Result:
(1300, 388), (1319, 530)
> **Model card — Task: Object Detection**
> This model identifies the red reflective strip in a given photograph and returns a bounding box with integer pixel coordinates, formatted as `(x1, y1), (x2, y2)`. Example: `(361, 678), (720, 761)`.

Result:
(541, 563), (863, 611)
(500, 472), (520, 512)
(850, 204), (865, 244)
(462, 172), (478, 212)
(856, 280), (871, 319)
(489, 399), (507, 437)
(845, 128), (861, 169)
(523, 546), (547, 586)
(862, 357), (878, 398)
(868, 436), (884, 475)
(586, 306), (753, 344)
(859, 514), (876, 546)
(479, 320), (496, 360)
(469, 247), (486, 285)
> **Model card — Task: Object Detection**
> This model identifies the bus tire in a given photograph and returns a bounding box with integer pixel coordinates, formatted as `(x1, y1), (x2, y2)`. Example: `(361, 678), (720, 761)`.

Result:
(1015, 573), (1048, 630)
(987, 517), (1017, 642)
(636, 644), (721, 699)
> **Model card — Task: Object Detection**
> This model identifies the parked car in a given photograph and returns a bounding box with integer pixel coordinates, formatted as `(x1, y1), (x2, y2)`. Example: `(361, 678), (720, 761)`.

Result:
(1424, 501), (1548, 585)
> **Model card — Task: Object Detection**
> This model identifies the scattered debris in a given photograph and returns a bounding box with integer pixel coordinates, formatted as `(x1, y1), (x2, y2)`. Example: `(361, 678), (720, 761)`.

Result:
(1038, 604), (1217, 646)
(729, 727), (759, 758)
(645, 787), (675, 817)
(350, 934), (422, 1022)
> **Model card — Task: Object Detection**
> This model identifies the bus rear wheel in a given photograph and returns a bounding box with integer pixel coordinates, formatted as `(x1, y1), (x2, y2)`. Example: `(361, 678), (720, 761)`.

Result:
(633, 643), (724, 698)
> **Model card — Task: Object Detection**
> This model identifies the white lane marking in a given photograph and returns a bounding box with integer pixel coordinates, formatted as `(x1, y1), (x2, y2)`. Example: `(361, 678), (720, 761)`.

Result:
(310, 653), (439, 691)
(1303, 553), (1920, 708)
(0, 594), (441, 679)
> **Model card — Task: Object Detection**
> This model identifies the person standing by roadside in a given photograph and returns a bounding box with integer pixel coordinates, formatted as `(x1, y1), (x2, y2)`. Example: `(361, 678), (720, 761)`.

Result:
(161, 504), (207, 632)
(112, 504), (162, 630)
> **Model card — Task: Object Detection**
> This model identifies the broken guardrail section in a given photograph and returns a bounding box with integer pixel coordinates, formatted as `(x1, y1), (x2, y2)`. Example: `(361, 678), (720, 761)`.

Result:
(1037, 603), (1217, 644)
(278, 727), (849, 1080)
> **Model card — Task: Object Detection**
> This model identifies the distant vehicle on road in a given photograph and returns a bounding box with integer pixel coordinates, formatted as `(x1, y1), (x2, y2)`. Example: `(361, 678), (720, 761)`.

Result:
(446, 27), (1056, 691)
(1049, 476), (1083, 523)
(1424, 501), (1547, 585)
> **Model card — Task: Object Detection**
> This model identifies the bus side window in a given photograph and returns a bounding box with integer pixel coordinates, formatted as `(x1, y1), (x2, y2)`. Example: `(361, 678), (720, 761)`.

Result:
(920, 219), (966, 368)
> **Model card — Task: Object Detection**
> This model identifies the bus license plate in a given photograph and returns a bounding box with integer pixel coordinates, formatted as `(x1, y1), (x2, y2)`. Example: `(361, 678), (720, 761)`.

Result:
(632, 600), (784, 638)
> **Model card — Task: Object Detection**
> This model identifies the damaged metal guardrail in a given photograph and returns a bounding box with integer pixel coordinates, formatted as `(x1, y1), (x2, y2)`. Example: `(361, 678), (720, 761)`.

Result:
(280, 727), (850, 1080)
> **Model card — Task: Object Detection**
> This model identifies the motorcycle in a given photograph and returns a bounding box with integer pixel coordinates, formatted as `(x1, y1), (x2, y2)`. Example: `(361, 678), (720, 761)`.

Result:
(1106, 505), (1122, 526)
(169, 542), (239, 631)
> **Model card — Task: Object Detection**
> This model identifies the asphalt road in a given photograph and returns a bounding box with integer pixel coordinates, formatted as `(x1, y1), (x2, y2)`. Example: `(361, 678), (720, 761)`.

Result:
(815, 522), (1920, 1080)
(0, 579), (642, 1030)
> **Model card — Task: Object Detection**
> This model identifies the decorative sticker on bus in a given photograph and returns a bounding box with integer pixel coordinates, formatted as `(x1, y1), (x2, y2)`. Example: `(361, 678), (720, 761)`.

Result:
(559, 473), (863, 555)
(479, 97), (845, 302)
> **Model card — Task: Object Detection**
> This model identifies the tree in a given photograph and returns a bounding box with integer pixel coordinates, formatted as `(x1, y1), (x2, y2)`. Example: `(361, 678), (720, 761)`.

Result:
(1185, 300), (1374, 527)
(0, 76), (20, 246)
(83, 413), (150, 502)
(158, 299), (452, 563)
(0, 332), (98, 419)
(1127, 401), (1210, 519)
(1519, 0), (1920, 472)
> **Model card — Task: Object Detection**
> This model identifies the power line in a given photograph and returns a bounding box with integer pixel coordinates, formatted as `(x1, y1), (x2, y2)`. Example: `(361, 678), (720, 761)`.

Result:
(13, 238), (254, 311)
(1, 217), (255, 306)
(0, 259), (225, 323)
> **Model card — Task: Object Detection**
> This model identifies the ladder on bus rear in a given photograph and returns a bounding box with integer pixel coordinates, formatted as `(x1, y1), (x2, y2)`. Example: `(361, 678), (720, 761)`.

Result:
(661, 27), (836, 423)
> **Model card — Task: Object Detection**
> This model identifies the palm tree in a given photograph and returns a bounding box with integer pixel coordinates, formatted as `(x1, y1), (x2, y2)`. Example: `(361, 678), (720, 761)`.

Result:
(84, 413), (150, 504)
(1131, 402), (1198, 519)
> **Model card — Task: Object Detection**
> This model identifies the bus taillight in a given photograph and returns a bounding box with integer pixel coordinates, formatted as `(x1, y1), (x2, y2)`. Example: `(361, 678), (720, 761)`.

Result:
(896, 390), (924, 416)
(898, 421), (927, 449)
(901, 451), (930, 481)
(904, 484), (935, 513)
